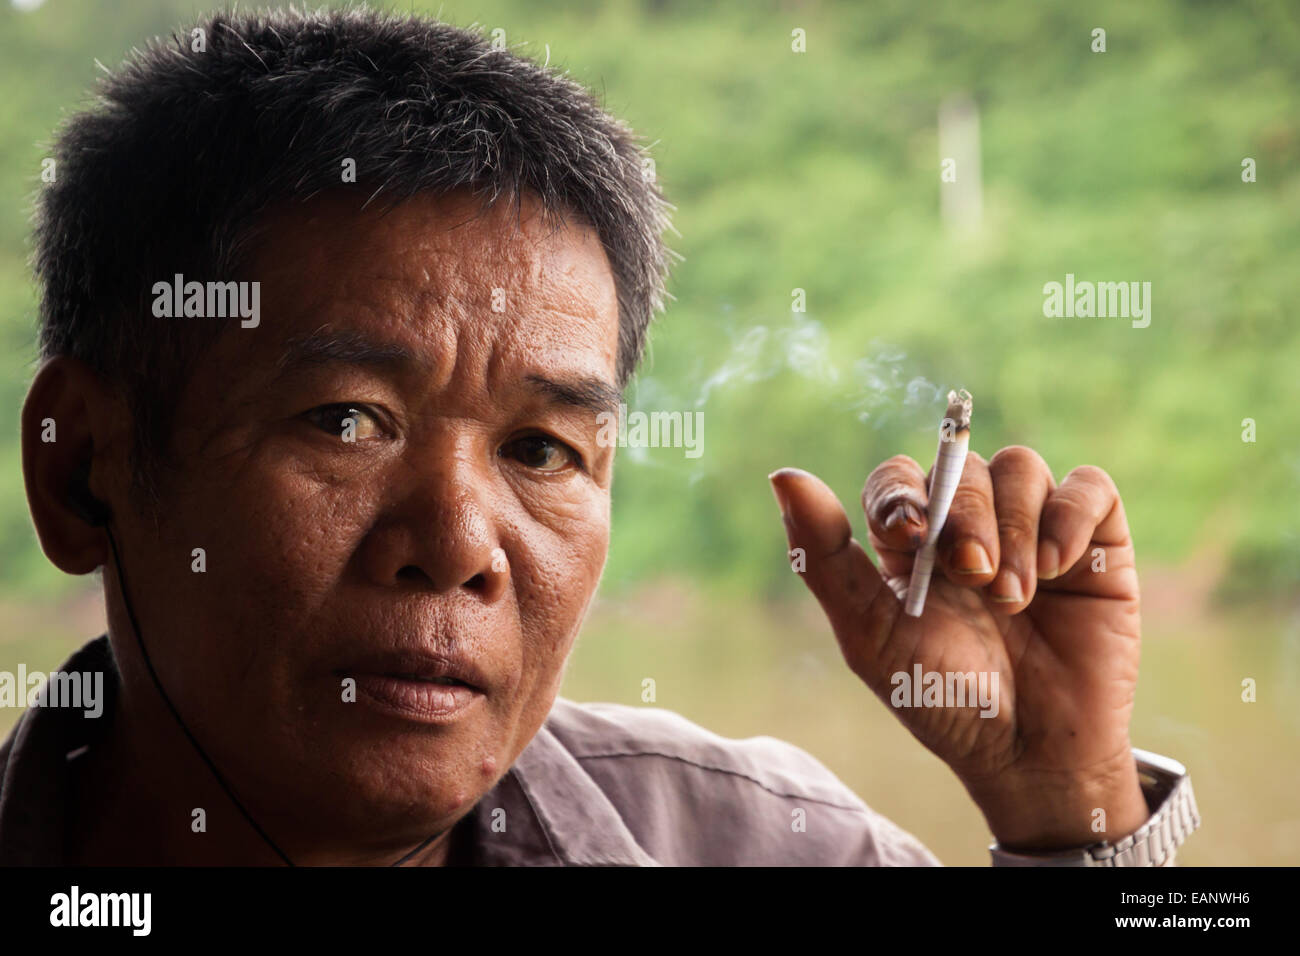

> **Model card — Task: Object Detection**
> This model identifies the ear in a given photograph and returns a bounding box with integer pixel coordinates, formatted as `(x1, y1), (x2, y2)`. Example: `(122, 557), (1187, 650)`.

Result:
(21, 357), (125, 574)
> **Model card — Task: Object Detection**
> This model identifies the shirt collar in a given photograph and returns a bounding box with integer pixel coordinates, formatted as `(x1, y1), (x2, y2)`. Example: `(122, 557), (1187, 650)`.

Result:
(483, 719), (659, 866)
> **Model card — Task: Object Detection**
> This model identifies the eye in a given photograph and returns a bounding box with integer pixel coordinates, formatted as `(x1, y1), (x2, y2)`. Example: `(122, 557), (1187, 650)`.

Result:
(500, 434), (582, 473)
(304, 403), (387, 442)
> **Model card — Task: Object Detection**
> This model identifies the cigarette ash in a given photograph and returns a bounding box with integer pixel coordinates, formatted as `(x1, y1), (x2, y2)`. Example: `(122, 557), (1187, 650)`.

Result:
(945, 388), (973, 431)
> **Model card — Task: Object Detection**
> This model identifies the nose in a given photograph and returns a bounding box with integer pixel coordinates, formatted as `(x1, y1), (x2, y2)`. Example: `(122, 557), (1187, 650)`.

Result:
(357, 450), (509, 603)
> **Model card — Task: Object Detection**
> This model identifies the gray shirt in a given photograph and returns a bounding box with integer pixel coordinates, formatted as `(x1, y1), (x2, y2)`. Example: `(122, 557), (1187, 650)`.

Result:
(0, 634), (940, 865)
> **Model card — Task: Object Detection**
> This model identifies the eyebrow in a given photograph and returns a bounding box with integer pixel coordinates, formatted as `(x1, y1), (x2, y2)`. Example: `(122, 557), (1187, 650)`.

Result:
(275, 330), (422, 376)
(274, 330), (621, 416)
(525, 373), (622, 418)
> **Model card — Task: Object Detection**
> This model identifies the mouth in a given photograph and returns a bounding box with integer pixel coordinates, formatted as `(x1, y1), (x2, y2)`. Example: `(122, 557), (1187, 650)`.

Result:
(339, 651), (488, 724)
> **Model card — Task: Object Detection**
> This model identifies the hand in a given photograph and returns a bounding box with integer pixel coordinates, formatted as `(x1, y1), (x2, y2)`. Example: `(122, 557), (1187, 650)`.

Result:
(769, 446), (1148, 852)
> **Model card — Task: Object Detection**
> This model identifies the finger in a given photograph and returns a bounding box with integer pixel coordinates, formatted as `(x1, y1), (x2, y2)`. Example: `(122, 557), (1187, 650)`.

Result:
(986, 446), (1055, 612)
(934, 450), (999, 587)
(771, 468), (899, 672)
(1037, 465), (1129, 580)
(862, 455), (928, 553)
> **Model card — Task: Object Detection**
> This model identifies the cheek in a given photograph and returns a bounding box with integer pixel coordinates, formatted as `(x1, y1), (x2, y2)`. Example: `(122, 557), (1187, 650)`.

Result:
(241, 478), (368, 591)
(115, 465), (374, 757)
(512, 492), (610, 666)
(154, 458), (378, 665)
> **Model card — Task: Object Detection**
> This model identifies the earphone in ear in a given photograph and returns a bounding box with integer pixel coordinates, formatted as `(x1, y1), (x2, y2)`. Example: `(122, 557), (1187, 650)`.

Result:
(66, 461), (111, 528)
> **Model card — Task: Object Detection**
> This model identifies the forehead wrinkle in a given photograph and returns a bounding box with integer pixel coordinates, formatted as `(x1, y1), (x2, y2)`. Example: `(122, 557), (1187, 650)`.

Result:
(255, 191), (617, 411)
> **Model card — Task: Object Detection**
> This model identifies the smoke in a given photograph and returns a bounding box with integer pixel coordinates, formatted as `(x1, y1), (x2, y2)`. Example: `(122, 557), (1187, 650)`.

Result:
(682, 312), (949, 431)
(617, 312), (959, 477)
(846, 344), (947, 432)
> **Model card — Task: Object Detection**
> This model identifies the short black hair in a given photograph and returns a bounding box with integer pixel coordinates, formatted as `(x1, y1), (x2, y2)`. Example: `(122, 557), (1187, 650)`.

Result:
(32, 6), (673, 490)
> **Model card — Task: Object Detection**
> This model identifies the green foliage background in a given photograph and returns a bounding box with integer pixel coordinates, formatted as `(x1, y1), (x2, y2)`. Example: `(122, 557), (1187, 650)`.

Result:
(1, 0), (1297, 599)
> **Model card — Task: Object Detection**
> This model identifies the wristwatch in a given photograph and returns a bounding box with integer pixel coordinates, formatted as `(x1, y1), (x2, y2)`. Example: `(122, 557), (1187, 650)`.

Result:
(989, 748), (1200, 867)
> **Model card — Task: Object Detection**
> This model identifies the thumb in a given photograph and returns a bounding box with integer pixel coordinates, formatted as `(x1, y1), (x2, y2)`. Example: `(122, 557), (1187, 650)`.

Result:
(769, 467), (899, 666)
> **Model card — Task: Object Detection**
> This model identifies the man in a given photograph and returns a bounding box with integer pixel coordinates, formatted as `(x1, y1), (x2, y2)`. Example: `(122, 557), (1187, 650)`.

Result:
(1, 8), (1196, 866)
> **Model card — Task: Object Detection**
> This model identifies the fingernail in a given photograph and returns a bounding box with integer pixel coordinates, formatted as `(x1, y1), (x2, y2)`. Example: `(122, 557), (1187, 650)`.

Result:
(1037, 540), (1061, 579)
(952, 539), (993, 575)
(884, 501), (924, 531)
(989, 570), (1024, 603)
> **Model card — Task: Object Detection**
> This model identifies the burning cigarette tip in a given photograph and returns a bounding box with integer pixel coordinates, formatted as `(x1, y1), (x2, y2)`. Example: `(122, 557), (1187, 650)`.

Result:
(945, 388), (973, 431)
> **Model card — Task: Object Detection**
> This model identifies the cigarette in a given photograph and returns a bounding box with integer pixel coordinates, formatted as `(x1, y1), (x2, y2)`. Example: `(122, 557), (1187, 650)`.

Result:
(903, 389), (972, 617)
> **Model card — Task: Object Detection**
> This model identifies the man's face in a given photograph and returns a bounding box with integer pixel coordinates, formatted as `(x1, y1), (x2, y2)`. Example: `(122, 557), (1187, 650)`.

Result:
(122, 189), (620, 851)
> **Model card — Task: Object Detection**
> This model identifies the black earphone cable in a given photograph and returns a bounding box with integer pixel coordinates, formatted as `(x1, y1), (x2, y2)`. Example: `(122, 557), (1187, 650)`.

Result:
(103, 522), (445, 866)
(104, 523), (295, 866)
